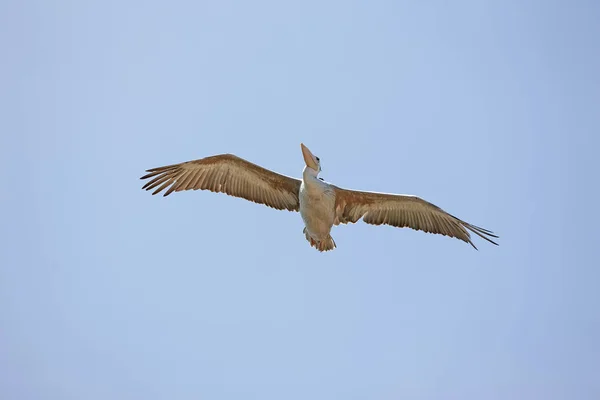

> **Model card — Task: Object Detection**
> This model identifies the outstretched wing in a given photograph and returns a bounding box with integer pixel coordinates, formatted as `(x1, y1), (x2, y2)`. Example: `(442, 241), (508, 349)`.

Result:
(333, 187), (498, 249)
(141, 154), (301, 211)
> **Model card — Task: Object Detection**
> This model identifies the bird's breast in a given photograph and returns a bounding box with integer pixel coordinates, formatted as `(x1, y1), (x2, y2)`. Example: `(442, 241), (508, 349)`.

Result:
(299, 182), (336, 239)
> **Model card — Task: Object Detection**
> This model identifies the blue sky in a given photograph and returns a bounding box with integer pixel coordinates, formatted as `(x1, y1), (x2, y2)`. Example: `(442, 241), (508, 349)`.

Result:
(2, 0), (599, 399)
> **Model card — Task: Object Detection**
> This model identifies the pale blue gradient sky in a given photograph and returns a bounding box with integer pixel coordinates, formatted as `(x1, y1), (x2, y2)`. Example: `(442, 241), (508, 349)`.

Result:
(2, 1), (599, 399)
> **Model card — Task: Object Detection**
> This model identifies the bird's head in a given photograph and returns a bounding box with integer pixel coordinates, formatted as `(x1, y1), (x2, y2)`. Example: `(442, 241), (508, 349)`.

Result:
(301, 143), (321, 174)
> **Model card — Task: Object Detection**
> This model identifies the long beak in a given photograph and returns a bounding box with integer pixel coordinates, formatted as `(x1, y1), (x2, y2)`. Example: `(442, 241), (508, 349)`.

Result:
(301, 143), (319, 170)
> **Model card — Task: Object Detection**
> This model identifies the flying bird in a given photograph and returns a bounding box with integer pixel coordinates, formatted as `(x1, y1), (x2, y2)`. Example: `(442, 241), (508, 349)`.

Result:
(140, 144), (498, 251)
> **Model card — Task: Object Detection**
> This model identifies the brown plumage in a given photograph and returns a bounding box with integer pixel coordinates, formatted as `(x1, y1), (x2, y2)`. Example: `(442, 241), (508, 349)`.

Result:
(332, 187), (498, 250)
(141, 146), (498, 251)
(140, 154), (301, 211)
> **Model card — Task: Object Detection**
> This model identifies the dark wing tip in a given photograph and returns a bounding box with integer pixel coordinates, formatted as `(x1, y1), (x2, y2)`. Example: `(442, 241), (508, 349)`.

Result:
(468, 226), (499, 247)
(140, 164), (182, 195)
(140, 171), (155, 180)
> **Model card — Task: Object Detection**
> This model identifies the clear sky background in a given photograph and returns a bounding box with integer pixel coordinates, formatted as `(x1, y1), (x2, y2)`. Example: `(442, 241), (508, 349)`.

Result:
(2, 0), (599, 399)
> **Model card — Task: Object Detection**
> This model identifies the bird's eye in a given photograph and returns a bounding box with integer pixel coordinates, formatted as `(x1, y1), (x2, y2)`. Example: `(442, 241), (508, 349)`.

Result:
(316, 157), (320, 162)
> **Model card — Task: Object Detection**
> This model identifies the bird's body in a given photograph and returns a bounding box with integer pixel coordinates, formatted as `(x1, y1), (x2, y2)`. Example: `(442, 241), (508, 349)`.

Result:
(141, 143), (498, 251)
(299, 168), (337, 251)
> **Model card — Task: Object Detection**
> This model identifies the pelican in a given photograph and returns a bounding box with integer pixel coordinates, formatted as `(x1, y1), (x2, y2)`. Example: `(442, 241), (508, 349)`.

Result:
(140, 143), (498, 251)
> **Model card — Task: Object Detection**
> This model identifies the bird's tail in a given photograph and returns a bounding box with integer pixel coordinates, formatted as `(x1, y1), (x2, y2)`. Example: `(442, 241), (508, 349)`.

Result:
(303, 228), (336, 252)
